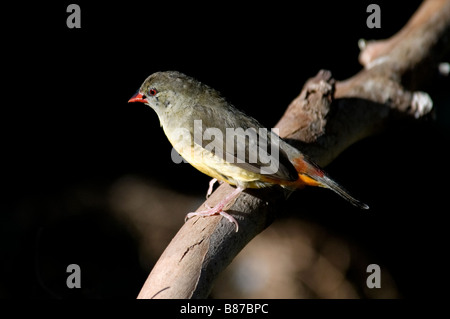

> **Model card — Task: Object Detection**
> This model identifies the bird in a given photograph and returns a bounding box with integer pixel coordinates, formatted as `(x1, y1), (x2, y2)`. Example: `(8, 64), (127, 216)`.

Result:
(129, 71), (368, 231)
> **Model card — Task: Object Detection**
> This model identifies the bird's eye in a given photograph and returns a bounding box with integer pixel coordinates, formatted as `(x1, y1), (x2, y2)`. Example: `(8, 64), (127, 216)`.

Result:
(148, 88), (158, 96)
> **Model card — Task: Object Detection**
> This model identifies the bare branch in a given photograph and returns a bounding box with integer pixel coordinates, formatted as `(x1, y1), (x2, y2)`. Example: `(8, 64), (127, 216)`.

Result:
(137, 0), (449, 299)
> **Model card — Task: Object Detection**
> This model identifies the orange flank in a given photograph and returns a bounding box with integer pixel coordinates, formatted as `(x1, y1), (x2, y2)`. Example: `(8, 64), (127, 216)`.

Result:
(297, 174), (322, 187)
(258, 156), (325, 189)
(291, 156), (325, 187)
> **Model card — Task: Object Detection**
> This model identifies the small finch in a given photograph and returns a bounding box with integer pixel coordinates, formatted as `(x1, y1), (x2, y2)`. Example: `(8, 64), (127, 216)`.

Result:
(129, 71), (368, 231)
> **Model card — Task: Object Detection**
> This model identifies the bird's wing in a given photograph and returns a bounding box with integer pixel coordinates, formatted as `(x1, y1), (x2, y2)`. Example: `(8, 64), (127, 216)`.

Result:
(193, 111), (298, 182)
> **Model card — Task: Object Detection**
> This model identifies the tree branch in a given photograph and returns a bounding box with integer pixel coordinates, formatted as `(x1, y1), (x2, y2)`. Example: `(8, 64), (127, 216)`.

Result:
(137, 0), (450, 299)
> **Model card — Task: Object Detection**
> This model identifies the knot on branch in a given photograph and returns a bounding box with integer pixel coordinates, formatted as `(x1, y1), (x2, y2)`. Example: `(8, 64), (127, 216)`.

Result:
(276, 70), (335, 142)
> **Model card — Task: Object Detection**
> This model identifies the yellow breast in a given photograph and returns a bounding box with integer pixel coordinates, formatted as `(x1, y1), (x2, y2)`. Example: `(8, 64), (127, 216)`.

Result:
(170, 135), (268, 189)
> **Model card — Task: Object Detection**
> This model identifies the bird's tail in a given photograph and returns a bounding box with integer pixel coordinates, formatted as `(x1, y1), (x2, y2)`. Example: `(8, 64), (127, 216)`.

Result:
(291, 156), (369, 210)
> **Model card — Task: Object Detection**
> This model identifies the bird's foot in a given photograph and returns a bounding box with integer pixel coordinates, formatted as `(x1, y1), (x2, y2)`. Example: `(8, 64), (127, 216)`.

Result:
(185, 208), (239, 232)
(186, 186), (243, 232)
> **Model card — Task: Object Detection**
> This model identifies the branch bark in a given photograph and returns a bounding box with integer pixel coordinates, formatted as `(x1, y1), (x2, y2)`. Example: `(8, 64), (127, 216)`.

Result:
(137, 0), (450, 299)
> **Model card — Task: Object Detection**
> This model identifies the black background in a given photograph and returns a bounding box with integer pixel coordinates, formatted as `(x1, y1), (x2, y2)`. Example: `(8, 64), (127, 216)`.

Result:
(2, 0), (449, 300)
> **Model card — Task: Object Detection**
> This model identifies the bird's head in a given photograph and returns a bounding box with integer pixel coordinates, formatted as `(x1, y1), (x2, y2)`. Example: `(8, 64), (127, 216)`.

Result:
(130, 71), (208, 113)
(129, 71), (175, 114)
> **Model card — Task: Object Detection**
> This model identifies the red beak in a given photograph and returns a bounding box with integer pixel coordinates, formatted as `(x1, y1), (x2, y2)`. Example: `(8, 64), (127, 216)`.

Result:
(128, 92), (148, 103)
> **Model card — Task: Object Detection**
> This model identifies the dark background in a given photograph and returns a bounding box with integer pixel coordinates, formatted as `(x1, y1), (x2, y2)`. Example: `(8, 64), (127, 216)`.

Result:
(2, 0), (449, 299)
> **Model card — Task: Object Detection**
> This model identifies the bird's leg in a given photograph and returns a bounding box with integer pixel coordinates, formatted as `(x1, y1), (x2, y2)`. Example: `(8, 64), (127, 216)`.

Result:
(186, 186), (243, 232)
(205, 179), (223, 210)
(206, 178), (217, 199)
(205, 178), (223, 199)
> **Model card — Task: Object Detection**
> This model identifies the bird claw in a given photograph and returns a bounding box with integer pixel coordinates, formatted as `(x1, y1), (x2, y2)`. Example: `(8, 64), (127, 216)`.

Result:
(185, 209), (239, 232)
(219, 211), (239, 232)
